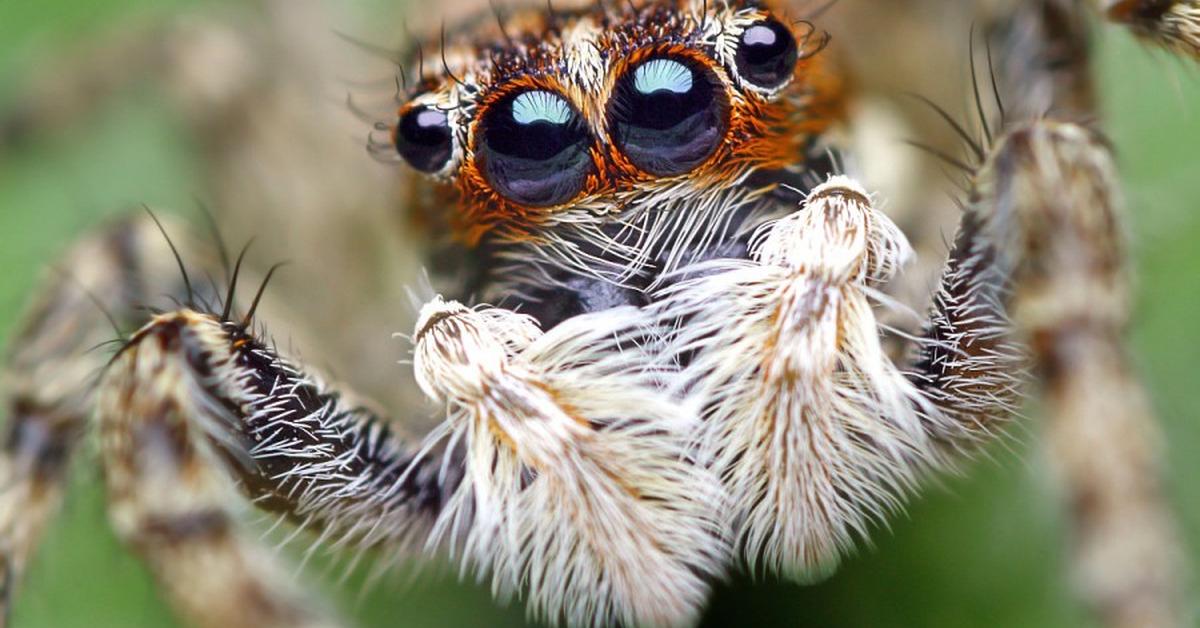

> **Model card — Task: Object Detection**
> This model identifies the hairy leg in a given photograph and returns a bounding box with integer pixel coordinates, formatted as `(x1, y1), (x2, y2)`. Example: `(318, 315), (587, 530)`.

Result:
(1, 215), (452, 627)
(0, 216), (200, 622)
(101, 293), (729, 628)
(649, 162), (1148, 603)
(977, 3), (1185, 624)
(409, 297), (727, 627)
(5, 211), (730, 627)
(911, 118), (1185, 628)
(98, 307), (452, 628)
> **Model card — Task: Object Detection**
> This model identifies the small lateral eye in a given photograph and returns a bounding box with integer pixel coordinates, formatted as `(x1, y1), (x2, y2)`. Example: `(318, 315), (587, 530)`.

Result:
(395, 105), (453, 173)
(476, 89), (594, 207)
(608, 56), (728, 177)
(735, 18), (799, 89)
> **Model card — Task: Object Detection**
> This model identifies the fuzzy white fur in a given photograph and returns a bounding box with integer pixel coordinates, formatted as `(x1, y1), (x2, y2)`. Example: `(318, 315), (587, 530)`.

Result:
(413, 298), (727, 627)
(655, 176), (941, 580)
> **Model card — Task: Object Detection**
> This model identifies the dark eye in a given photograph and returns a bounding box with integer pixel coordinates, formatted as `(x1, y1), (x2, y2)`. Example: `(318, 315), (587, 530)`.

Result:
(735, 18), (798, 89)
(476, 90), (594, 207)
(394, 105), (453, 173)
(608, 56), (728, 177)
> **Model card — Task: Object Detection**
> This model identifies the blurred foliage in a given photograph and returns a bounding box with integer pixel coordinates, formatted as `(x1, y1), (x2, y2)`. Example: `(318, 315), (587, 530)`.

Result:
(0, 1), (1196, 626)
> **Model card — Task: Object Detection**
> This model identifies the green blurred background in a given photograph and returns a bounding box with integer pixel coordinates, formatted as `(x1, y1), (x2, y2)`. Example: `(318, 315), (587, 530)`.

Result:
(0, 1), (1197, 626)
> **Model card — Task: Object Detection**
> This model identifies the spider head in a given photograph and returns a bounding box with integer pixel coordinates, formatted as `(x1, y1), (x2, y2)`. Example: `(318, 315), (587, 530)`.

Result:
(385, 0), (842, 246)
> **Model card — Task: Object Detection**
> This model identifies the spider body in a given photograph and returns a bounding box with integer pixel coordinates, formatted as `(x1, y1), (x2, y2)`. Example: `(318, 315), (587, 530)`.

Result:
(0, 0), (1193, 627)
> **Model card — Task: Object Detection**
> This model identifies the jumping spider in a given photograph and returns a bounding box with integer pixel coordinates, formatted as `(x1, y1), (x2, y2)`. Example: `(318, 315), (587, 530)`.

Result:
(0, 0), (1194, 627)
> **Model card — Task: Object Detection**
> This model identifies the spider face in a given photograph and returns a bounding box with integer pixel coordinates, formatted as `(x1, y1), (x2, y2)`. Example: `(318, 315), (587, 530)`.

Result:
(387, 0), (841, 245)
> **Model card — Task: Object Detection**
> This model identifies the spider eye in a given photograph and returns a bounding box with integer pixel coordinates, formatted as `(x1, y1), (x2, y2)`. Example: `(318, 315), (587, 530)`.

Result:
(395, 105), (453, 173)
(735, 18), (798, 89)
(476, 90), (594, 207)
(608, 56), (728, 176)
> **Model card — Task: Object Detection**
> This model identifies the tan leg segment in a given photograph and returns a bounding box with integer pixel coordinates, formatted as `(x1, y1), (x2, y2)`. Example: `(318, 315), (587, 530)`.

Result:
(99, 313), (335, 628)
(916, 120), (1185, 628)
(994, 122), (1184, 628)
(0, 216), (198, 624)
(4, 214), (445, 626)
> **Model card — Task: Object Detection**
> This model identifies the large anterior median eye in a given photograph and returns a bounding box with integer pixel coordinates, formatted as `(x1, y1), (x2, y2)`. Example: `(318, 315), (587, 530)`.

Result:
(608, 56), (728, 177)
(734, 18), (798, 89)
(476, 90), (594, 207)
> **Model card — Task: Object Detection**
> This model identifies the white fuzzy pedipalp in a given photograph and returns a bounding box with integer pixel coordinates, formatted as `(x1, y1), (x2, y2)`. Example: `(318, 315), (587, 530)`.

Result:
(412, 297), (727, 628)
(658, 176), (938, 581)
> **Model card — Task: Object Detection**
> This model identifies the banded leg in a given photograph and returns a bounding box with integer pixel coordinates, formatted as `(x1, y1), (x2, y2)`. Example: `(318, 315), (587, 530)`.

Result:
(912, 120), (1185, 628)
(105, 294), (730, 628)
(8, 212), (725, 627)
(986, 3), (1186, 625)
(99, 308), (450, 628)
(0, 216), (202, 622)
(109, 299), (728, 628)
(2, 216), (449, 627)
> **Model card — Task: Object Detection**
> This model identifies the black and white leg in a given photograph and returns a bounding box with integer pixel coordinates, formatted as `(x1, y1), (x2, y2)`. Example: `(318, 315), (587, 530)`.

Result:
(99, 308), (447, 628)
(98, 279), (730, 628)
(1, 215), (448, 628)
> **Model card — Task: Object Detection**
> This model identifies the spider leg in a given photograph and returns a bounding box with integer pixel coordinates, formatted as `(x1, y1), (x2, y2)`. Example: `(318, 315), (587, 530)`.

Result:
(5, 211), (725, 627)
(1099, 0), (1200, 59)
(911, 119), (1185, 628)
(654, 134), (1183, 628)
(0, 215), (207, 622)
(2, 215), (451, 627)
(103, 292), (731, 628)
(98, 307), (450, 628)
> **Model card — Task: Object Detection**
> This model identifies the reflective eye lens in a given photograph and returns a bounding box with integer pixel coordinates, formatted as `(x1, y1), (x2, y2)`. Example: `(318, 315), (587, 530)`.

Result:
(395, 105), (453, 173)
(609, 57), (728, 177)
(735, 18), (798, 89)
(476, 90), (594, 207)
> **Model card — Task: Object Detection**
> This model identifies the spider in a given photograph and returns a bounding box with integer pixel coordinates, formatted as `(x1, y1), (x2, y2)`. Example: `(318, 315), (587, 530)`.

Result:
(0, 0), (1195, 626)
